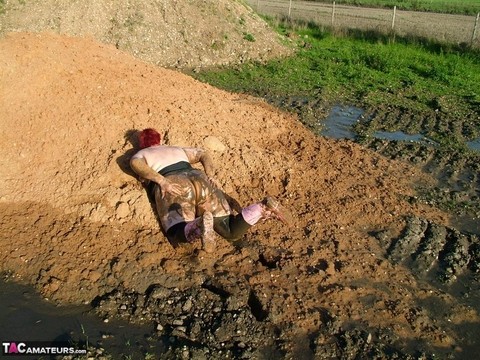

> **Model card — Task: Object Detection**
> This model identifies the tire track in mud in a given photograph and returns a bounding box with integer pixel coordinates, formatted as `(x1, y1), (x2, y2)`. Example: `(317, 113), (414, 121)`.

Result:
(378, 215), (480, 284)
(363, 136), (480, 232)
(373, 216), (480, 358)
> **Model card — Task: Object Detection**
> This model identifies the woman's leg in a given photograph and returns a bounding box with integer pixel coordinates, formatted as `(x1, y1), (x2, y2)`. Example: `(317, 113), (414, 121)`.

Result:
(165, 211), (215, 253)
(166, 222), (187, 243)
(213, 214), (252, 240)
(214, 196), (293, 240)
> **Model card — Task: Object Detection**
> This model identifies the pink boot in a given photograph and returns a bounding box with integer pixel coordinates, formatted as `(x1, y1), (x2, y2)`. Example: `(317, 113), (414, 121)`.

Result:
(242, 196), (293, 227)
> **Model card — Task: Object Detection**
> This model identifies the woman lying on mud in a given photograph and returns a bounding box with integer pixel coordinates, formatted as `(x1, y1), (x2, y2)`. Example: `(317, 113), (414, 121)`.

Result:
(129, 128), (292, 253)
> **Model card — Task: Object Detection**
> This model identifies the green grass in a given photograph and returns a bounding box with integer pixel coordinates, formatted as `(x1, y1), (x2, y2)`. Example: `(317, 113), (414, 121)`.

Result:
(305, 0), (480, 15)
(192, 22), (480, 143)
(195, 25), (480, 102)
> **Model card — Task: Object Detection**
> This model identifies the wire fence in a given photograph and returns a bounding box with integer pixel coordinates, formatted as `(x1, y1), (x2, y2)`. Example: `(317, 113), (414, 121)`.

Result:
(246, 0), (480, 48)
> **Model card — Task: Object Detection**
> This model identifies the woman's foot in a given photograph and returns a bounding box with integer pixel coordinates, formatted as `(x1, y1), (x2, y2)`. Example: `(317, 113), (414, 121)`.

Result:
(262, 196), (293, 227)
(201, 211), (216, 253)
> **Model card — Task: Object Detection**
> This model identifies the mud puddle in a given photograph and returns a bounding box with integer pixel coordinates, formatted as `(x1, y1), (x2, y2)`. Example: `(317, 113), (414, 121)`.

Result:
(320, 105), (362, 139)
(321, 105), (435, 145)
(467, 138), (480, 152)
(373, 130), (432, 144)
(0, 275), (162, 359)
(319, 104), (473, 150)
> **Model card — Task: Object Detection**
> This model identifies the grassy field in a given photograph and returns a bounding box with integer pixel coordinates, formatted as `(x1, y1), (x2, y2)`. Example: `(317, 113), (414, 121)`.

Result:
(307, 0), (480, 15)
(193, 21), (480, 148)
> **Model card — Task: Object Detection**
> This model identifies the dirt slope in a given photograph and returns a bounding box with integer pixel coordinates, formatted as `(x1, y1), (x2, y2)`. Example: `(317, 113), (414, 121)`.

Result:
(0, 0), (293, 68)
(3, 31), (475, 357)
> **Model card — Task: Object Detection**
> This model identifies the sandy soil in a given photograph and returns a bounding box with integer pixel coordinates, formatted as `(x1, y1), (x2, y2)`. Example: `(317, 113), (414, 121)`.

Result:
(3, 31), (477, 357)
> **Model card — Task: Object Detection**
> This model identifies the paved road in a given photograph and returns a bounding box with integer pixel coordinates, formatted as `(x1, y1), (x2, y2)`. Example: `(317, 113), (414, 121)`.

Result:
(246, 0), (479, 47)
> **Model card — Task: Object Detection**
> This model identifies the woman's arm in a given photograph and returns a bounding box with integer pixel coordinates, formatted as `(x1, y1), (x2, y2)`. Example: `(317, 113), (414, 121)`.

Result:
(183, 148), (214, 176)
(183, 148), (220, 188)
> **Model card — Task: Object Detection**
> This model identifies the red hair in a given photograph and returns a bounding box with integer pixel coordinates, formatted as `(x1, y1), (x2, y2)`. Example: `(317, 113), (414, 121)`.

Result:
(138, 128), (161, 149)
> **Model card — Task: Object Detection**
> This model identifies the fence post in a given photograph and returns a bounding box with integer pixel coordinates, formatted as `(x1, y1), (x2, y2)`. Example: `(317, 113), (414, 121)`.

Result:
(472, 12), (480, 46)
(391, 5), (396, 31)
(288, 0), (292, 19)
(331, 1), (336, 27)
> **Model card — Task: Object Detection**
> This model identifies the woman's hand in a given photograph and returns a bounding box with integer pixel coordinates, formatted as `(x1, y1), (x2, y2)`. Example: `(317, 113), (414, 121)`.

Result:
(208, 176), (221, 189)
(158, 178), (183, 197)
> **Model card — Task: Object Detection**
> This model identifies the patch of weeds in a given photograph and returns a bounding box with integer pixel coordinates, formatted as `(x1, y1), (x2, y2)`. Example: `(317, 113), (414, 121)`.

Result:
(1, 0), (23, 8)
(80, 323), (89, 349)
(124, 12), (144, 32)
(211, 40), (220, 50)
(243, 33), (255, 42)
(211, 39), (226, 51)
(429, 133), (470, 153)
(418, 186), (480, 219)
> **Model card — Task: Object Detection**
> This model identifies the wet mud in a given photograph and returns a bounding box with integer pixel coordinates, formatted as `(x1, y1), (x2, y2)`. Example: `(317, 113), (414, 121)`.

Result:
(377, 216), (480, 358)
(0, 274), (157, 360)
(364, 139), (480, 232)
(378, 216), (480, 286)
(79, 220), (480, 359)
(88, 268), (439, 359)
(267, 95), (480, 234)
(356, 105), (480, 234)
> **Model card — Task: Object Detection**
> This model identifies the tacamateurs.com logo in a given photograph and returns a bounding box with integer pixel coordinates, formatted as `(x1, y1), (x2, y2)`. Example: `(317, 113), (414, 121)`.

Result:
(2, 341), (86, 356)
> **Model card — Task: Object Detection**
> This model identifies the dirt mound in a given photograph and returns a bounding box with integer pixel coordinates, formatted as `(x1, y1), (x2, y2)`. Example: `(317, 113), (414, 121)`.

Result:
(0, 0), (293, 68)
(2, 32), (477, 357)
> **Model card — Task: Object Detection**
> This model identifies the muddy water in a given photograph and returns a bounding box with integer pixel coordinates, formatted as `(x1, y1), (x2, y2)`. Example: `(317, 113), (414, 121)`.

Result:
(0, 275), (161, 359)
(321, 105), (477, 153)
(467, 138), (480, 152)
(320, 105), (362, 139)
